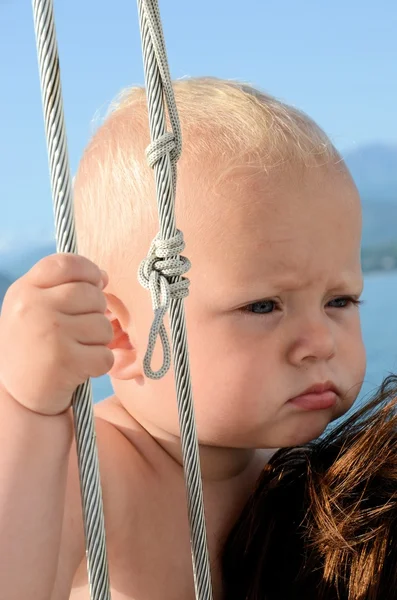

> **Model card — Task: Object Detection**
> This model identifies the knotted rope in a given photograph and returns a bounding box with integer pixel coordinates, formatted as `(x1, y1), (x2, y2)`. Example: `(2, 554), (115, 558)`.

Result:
(137, 2), (214, 598)
(138, 231), (190, 379)
(31, 0), (214, 598)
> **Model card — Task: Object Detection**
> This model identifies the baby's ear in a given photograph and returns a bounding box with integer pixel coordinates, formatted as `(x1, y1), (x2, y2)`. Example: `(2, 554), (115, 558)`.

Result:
(104, 302), (143, 381)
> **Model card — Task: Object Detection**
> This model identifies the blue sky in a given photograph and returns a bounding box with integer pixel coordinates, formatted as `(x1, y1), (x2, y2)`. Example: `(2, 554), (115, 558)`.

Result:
(0, 0), (396, 249)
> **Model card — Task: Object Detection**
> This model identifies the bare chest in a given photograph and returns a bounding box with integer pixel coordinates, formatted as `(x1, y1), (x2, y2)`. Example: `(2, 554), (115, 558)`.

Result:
(71, 477), (223, 600)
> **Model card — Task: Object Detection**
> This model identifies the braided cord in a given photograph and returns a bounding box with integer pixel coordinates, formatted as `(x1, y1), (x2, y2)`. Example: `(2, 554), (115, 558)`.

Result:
(31, 1), (213, 598)
(31, 2), (111, 598)
(137, 2), (214, 599)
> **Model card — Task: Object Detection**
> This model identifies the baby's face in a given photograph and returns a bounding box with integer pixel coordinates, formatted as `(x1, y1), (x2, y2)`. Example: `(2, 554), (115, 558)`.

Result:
(115, 160), (365, 449)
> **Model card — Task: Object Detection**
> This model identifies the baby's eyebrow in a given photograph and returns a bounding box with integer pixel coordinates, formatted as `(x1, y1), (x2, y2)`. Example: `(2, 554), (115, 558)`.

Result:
(229, 272), (363, 298)
(326, 275), (364, 294)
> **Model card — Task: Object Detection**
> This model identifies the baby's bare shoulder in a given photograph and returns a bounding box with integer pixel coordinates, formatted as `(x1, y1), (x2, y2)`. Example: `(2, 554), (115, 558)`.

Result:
(94, 396), (165, 519)
(63, 396), (177, 597)
(94, 396), (183, 533)
(53, 399), (154, 598)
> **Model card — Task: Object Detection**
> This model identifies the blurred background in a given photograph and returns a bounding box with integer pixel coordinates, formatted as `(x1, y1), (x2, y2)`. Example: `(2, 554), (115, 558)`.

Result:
(0, 0), (396, 408)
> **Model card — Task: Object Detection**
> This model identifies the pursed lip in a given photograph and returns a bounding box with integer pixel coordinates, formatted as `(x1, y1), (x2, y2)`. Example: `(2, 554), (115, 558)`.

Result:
(288, 380), (340, 410)
(293, 381), (340, 398)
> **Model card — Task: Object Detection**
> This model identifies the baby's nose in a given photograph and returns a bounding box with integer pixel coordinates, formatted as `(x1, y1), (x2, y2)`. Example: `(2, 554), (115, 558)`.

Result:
(286, 317), (336, 366)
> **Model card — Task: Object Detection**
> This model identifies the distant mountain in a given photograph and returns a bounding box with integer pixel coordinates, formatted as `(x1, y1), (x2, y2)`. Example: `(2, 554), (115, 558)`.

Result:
(0, 273), (12, 307)
(0, 242), (56, 280)
(344, 144), (397, 203)
(343, 144), (397, 247)
(360, 202), (397, 247)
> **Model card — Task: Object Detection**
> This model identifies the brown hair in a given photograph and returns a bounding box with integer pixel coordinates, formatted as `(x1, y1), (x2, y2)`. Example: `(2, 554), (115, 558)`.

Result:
(222, 375), (397, 600)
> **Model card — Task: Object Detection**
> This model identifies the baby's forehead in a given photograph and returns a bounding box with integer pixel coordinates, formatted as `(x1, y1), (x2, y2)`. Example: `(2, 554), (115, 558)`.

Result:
(74, 81), (354, 295)
(178, 153), (352, 218)
(178, 161), (361, 267)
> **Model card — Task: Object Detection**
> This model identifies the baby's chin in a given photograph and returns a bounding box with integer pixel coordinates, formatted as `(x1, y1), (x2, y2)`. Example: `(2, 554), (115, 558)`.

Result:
(195, 412), (335, 451)
(266, 408), (342, 448)
(221, 409), (339, 450)
(266, 392), (360, 448)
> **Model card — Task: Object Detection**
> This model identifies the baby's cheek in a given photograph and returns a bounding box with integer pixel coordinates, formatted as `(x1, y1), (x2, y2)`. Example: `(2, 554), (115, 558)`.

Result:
(351, 344), (366, 399)
(345, 319), (366, 380)
(194, 349), (274, 442)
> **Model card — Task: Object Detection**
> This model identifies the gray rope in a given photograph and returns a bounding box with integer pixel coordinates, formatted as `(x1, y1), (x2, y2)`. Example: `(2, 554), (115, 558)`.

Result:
(137, 1), (214, 599)
(32, 1), (213, 598)
(31, 2), (111, 599)
(138, 230), (190, 378)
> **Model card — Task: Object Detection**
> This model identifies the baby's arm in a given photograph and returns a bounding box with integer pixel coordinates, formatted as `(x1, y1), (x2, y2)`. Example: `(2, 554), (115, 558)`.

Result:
(0, 389), (84, 599)
(0, 254), (113, 599)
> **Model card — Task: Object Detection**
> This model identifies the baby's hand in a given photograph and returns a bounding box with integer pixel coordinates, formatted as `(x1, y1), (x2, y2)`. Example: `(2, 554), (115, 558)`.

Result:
(0, 254), (114, 416)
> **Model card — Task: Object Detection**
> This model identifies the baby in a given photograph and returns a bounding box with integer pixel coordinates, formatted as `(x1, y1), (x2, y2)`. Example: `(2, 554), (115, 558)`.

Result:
(0, 77), (365, 599)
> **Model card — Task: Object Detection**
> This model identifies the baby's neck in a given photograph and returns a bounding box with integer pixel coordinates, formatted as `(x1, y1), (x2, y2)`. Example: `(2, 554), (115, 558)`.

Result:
(158, 434), (272, 481)
(128, 409), (273, 482)
(107, 393), (273, 482)
(161, 436), (256, 481)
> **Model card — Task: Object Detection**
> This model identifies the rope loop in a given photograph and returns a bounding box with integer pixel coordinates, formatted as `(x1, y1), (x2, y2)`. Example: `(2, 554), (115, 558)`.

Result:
(138, 230), (191, 379)
(146, 131), (181, 168)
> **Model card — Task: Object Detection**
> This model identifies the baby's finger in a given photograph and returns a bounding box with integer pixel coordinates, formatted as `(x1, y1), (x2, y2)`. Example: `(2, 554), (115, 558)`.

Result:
(26, 254), (104, 290)
(67, 313), (114, 346)
(47, 282), (107, 316)
(73, 343), (115, 380)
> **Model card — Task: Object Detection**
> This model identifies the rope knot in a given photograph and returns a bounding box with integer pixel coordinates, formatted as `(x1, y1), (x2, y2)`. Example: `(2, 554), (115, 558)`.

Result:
(138, 230), (191, 379)
(146, 131), (182, 169)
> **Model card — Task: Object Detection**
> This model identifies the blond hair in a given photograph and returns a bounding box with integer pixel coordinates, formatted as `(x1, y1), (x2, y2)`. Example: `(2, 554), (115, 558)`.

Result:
(73, 77), (340, 276)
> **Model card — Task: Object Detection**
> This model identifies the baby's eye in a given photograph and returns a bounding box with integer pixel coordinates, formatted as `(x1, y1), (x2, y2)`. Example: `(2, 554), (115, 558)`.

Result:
(327, 296), (361, 309)
(246, 300), (277, 314)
